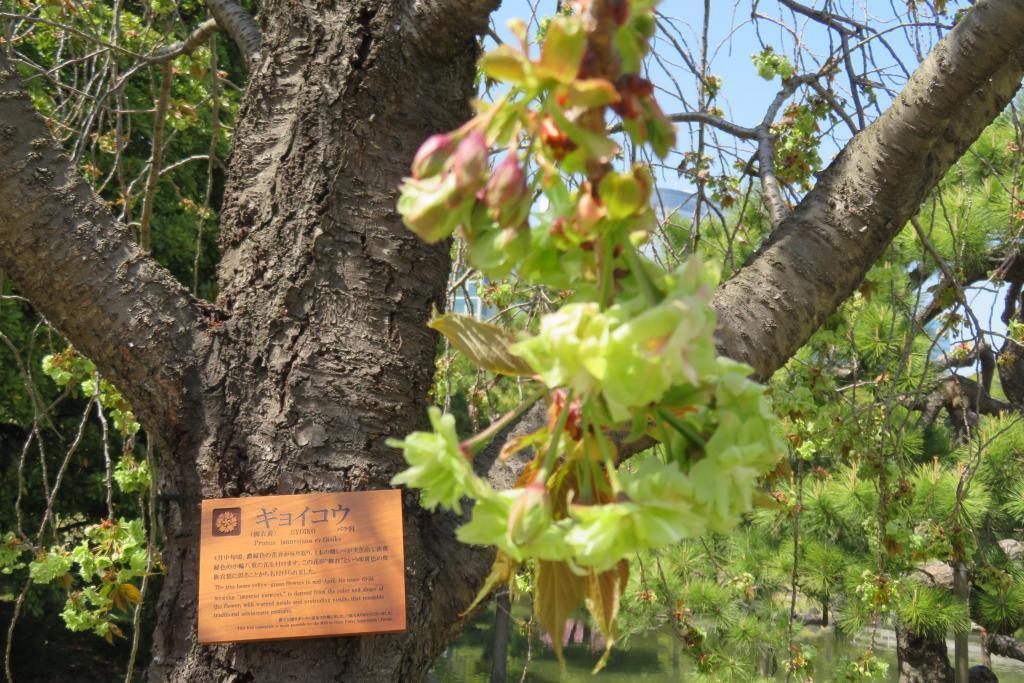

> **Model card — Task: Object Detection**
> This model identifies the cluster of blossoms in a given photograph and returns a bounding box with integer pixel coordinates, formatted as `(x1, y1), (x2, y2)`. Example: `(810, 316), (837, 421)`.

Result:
(511, 258), (718, 422)
(389, 0), (783, 668)
(398, 3), (674, 286)
(392, 262), (782, 573)
(399, 130), (531, 278)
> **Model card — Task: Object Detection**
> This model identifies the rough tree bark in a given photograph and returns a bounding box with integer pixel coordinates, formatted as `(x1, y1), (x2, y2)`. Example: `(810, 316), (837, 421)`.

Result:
(987, 633), (1024, 661)
(145, 2), (506, 680)
(897, 626), (954, 683)
(2, 1), (1024, 682)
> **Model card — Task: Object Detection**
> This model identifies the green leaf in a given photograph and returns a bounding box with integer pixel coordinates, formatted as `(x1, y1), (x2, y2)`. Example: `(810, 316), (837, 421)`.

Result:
(549, 105), (618, 163)
(479, 45), (529, 85)
(599, 171), (644, 219)
(563, 79), (620, 108)
(536, 16), (586, 84)
(461, 551), (518, 616)
(429, 314), (534, 376)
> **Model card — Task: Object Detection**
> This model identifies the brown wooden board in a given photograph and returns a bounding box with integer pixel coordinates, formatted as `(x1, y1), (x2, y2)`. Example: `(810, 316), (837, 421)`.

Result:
(198, 490), (406, 643)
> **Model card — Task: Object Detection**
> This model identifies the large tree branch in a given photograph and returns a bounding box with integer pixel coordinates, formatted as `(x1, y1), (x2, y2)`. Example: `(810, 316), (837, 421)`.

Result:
(777, 0), (866, 35)
(0, 58), (206, 443)
(987, 634), (1024, 663)
(205, 0), (261, 64)
(148, 19), (220, 63)
(713, 0), (1024, 381)
(404, 0), (502, 57)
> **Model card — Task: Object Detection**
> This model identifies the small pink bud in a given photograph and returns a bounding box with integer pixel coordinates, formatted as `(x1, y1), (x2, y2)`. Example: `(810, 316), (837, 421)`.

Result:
(411, 133), (455, 179)
(485, 155), (528, 210)
(451, 131), (489, 193)
(576, 190), (604, 227)
(608, 0), (629, 25)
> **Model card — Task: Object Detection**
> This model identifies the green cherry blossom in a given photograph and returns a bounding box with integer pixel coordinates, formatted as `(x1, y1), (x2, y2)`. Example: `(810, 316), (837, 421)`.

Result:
(388, 408), (479, 513)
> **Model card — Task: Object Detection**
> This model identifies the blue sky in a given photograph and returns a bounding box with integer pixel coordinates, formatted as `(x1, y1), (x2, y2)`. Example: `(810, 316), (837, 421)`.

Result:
(487, 0), (949, 190)
(482, 2), (1005, 349)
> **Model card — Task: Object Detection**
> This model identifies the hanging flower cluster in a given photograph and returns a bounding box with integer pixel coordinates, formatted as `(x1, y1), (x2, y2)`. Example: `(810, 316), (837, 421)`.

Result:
(390, 0), (783, 669)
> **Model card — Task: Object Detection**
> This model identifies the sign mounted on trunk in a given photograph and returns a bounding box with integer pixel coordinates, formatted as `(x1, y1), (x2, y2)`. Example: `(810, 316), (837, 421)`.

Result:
(197, 489), (406, 643)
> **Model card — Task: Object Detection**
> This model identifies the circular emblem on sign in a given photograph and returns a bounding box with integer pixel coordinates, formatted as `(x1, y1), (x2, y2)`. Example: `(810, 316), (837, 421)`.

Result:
(212, 507), (242, 536)
(216, 511), (238, 534)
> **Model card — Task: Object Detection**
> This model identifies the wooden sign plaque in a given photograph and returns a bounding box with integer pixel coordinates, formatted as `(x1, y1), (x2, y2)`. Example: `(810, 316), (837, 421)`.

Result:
(198, 489), (406, 643)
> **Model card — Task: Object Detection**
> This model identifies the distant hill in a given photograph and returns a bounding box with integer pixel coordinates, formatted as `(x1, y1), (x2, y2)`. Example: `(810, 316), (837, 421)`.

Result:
(652, 188), (696, 220)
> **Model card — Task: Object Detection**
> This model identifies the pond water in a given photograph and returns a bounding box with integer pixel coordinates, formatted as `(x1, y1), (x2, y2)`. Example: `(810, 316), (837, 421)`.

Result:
(430, 604), (1024, 682)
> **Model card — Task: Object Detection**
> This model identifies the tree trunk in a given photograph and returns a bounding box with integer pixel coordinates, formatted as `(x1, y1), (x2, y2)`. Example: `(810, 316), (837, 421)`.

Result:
(146, 2), (498, 680)
(490, 590), (511, 683)
(954, 561), (971, 683)
(898, 625), (954, 683)
(758, 646), (777, 677)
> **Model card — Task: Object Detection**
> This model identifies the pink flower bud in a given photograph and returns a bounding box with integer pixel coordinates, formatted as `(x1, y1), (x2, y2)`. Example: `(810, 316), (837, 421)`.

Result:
(485, 155), (529, 211)
(576, 190), (605, 228)
(451, 131), (489, 193)
(411, 133), (455, 179)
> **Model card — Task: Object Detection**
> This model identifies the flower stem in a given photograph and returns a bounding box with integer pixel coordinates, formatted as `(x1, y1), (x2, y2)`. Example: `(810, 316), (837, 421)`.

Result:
(541, 390), (574, 473)
(598, 235), (615, 310)
(586, 402), (622, 495)
(655, 407), (706, 448)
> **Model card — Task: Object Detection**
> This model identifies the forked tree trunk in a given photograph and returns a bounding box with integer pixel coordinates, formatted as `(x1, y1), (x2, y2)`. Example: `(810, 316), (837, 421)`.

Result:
(4, 2), (1024, 682)
(147, 2), (497, 680)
